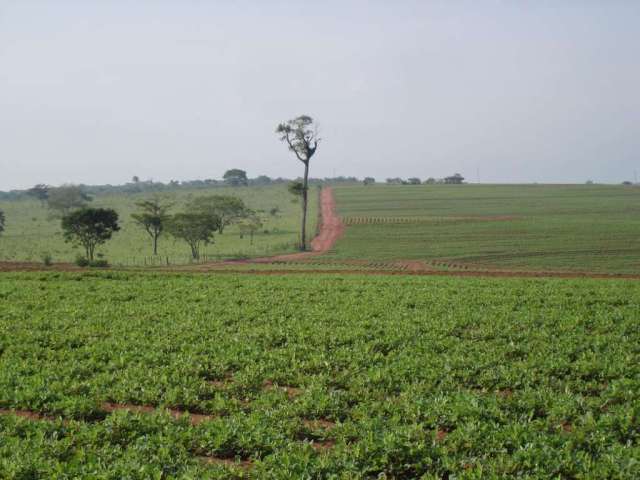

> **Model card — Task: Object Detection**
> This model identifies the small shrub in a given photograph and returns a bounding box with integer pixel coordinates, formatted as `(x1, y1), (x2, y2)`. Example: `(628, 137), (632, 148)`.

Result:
(75, 255), (90, 267)
(41, 253), (53, 266)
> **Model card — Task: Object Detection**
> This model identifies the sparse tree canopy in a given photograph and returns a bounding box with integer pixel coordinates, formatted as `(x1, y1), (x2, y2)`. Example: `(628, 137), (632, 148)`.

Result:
(287, 180), (304, 199)
(27, 184), (49, 205)
(363, 177), (376, 186)
(188, 195), (247, 234)
(223, 169), (248, 187)
(386, 177), (403, 185)
(61, 208), (120, 261)
(166, 212), (220, 260)
(424, 177), (436, 185)
(131, 198), (172, 255)
(132, 176), (140, 183)
(407, 177), (421, 185)
(238, 211), (263, 245)
(276, 115), (320, 250)
(48, 185), (92, 215)
(444, 173), (465, 184)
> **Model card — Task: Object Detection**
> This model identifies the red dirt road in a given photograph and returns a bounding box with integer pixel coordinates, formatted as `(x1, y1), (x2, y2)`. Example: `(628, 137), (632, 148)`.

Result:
(233, 186), (345, 263)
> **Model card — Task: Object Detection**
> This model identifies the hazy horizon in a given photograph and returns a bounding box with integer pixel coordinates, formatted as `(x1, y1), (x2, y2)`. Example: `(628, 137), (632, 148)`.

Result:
(2, 1), (639, 191)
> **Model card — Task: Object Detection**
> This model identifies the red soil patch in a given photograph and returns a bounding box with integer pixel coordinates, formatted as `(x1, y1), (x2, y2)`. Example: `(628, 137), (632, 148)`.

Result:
(262, 380), (303, 399)
(309, 439), (336, 451)
(560, 421), (573, 433)
(0, 262), (82, 272)
(435, 428), (449, 442)
(398, 260), (432, 272)
(0, 408), (59, 422)
(496, 388), (514, 399)
(101, 402), (215, 425)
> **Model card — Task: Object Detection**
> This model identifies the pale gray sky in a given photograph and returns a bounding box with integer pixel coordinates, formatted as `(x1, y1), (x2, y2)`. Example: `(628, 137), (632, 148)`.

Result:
(1, 0), (639, 190)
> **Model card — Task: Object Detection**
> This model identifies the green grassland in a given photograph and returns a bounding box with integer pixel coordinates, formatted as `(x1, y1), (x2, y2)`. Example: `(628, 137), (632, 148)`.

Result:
(332, 184), (640, 273)
(0, 185), (317, 265)
(1, 272), (639, 478)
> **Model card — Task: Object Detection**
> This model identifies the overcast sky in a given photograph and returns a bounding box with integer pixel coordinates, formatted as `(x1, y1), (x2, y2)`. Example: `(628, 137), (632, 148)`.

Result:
(1, 1), (639, 190)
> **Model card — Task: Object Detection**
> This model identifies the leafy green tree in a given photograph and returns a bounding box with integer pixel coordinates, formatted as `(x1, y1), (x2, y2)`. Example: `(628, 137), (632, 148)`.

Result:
(166, 213), (220, 260)
(48, 185), (92, 216)
(188, 195), (247, 234)
(223, 169), (248, 187)
(276, 115), (320, 250)
(61, 208), (120, 261)
(131, 198), (172, 255)
(27, 184), (49, 206)
(238, 211), (263, 245)
(363, 177), (375, 186)
(407, 177), (421, 185)
(444, 173), (465, 184)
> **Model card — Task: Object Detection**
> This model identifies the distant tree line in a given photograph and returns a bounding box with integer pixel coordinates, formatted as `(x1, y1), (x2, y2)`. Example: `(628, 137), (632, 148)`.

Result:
(0, 172), (360, 201)
(383, 173), (465, 185)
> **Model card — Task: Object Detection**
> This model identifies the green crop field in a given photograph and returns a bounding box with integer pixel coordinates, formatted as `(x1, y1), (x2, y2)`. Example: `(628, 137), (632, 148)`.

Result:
(1, 272), (639, 478)
(0, 185), (318, 266)
(331, 184), (640, 274)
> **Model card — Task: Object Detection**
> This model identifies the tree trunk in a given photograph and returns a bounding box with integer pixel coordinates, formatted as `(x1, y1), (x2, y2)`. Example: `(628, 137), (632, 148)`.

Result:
(153, 235), (158, 255)
(190, 242), (199, 260)
(301, 161), (309, 251)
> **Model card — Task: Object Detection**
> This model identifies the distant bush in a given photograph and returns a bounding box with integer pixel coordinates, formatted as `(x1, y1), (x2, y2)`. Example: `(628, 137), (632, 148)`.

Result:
(74, 256), (109, 268)
(89, 259), (109, 268)
(41, 253), (53, 266)
(75, 255), (90, 267)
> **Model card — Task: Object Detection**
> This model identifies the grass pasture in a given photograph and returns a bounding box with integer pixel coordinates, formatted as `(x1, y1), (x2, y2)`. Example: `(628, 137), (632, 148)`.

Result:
(1, 272), (639, 478)
(332, 184), (640, 273)
(0, 185), (318, 265)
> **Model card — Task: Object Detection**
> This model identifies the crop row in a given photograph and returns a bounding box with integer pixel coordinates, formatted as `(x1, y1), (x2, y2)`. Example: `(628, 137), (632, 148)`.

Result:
(1, 272), (639, 478)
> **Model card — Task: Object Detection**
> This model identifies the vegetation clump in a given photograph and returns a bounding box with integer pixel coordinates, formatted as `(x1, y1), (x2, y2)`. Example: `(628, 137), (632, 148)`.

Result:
(61, 208), (120, 261)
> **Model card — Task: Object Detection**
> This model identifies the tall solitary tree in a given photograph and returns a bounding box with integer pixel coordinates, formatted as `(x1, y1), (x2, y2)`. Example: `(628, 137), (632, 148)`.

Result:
(223, 169), (248, 187)
(61, 208), (120, 261)
(276, 115), (320, 250)
(131, 198), (172, 255)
